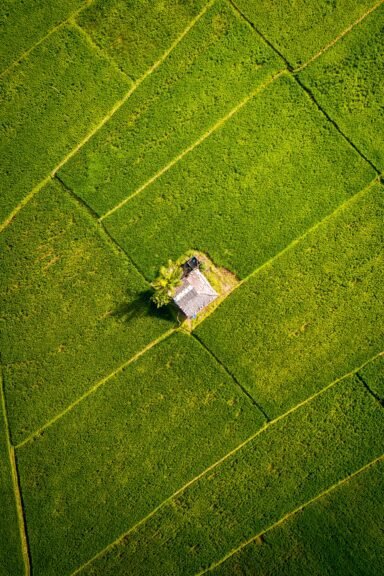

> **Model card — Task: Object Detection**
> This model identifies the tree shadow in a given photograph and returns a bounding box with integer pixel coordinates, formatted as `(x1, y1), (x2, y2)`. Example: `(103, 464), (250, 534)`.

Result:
(112, 289), (175, 323)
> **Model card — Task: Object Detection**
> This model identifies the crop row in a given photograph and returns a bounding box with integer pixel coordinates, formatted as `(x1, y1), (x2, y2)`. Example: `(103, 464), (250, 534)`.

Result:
(59, 0), (285, 216)
(16, 332), (264, 575)
(0, 24), (129, 224)
(102, 75), (374, 279)
(73, 371), (384, 575)
(196, 182), (384, 418)
(358, 354), (384, 403)
(234, 0), (379, 68)
(0, 180), (174, 445)
(299, 3), (384, 172)
(211, 456), (384, 575)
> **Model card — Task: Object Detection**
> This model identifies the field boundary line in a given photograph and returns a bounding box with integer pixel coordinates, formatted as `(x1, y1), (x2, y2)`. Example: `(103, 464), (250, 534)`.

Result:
(196, 453), (384, 575)
(192, 333), (270, 420)
(54, 174), (149, 283)
(0, 0), (216, 236)
(356, 368), (384, 408)
(69, 351), (382, 576)
(101, 0), (383, 222)
(70, 19), (135, 83)
(100, 69), (287, 220)
(15, 328), (176, 450)
(0, 370), (31, 575)
(231, 0), (382, 174)
(0, 0), (95, 79)
(295, 0), (384, 73)
(192, 176), (379, 326)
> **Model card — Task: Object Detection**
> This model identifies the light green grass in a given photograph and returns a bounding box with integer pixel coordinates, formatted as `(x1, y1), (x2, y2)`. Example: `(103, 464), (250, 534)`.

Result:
(103, 75), (374, 280)
(16, 332), (264, 576)
(59, 0), (285, 216)
(74, 373), (384, 575)
(0, 0), (86, 73)
(359, 355), (384, 402)
(0, 180), (174, 445)
(299, 3), (384, 171)
(0, 23), (129, 224)
(195, 182), (384, 418)
(77, 0), (208, 80)
(0, 372), (24, 576)
(233, 0), (379, 68)
(211, 457), (384, 576)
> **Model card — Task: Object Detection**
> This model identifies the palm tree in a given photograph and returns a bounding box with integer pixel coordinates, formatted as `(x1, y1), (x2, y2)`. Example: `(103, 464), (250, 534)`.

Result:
(150, 260), (182, 308)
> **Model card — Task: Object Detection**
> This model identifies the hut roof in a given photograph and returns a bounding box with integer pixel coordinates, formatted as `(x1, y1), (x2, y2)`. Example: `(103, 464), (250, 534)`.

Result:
(173, 269), (218, 318)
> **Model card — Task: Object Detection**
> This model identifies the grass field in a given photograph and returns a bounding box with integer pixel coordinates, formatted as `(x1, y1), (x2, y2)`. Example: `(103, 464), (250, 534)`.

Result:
(0, 0), (383, 575)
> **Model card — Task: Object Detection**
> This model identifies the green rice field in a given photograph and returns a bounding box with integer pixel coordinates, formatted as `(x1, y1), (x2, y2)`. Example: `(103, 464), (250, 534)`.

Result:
(1, 1), (383, 575)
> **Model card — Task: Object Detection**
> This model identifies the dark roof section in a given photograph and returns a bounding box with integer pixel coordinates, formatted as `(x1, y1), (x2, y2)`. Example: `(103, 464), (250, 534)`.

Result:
(182, 256), (200, 276)
(173, 269), (218, 318)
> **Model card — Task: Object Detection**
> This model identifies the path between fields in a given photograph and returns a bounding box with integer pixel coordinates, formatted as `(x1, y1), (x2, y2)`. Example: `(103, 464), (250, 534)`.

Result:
(69, 353), (383, 576)
(1, 0), (382, 234)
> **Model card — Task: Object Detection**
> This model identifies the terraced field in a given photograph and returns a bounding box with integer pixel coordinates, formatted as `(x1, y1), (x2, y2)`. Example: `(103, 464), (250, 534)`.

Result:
(1, 1), (383, 575)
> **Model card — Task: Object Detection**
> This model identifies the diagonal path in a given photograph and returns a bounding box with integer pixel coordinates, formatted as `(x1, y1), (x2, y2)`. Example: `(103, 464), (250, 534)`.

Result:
(69, 351), (383, 576)
(196, 453), (384, 575)
(99, 0), (382, 222)
(13, 175), (380, 448)
(0, 0), (216, 235)
(0, 0), (95, 80)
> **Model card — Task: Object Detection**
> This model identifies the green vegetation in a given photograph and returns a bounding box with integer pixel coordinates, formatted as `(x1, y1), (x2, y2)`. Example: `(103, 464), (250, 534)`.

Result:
(151, 260), (183, 307)
(0, 180), (173, 445)
(0, 373), (24, 575)
(77, 0), (207, 79)
(234, 0), (378, 68)
(359, 355), (384, 402)
(299, 4), (384, 171)
(74, 373), (384, 575)
(103, 75), (374, 280)
(0, 0), (85, 73)
(16, 332), (264, 576)
(59, 0), (285, 216)
(211, 457), (384, 576)
(0, 24), (129, 224)
(195, 183), (384, 418)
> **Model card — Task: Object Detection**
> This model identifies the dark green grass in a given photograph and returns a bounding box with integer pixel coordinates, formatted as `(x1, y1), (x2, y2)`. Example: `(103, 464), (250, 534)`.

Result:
(102, 75), (374, 280)
(299, 4), (384, 171)
(75, 374), (384, 576)
(211, 458), (384, 576)
(16, 332), (264, 576)
(0, 24), (129, 224)
(195, 183), (384, 418)
(0, 180), (174, 445)
(0, 0), (85, 73)
(77, 0), (207, 79)
(0, 372), (23, 576)
(233, 0), (378, 68)
(359, 355), (384, 402)
(59, 0), (284, 216)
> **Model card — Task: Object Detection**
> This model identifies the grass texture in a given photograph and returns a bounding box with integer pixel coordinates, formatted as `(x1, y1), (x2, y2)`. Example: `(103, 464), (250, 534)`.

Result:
(77, 0), (208, 79)
(0, 24), (129, 224)
(16, 332), (264, 576)
(59, 0), (285, 216)
(102, 75), (374, 280)
(211, 457), (384, 576)
(0, 0), (85, 73)
(74, 373), (384, 575)
(359, 354), (384, 403)
(0, 372), (24, 575)
(299, 3), (384, 171)
(0, 180), (174, 445)
(195, 183), (384, 418)
(233, 0), (379, 68)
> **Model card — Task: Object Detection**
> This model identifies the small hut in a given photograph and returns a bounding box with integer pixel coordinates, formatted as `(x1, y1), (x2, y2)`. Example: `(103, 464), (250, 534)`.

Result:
(173, 257), (218, 318)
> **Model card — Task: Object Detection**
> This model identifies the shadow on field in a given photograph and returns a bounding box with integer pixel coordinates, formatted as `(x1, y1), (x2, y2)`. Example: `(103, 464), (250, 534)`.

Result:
(112, 289), (174, 323)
